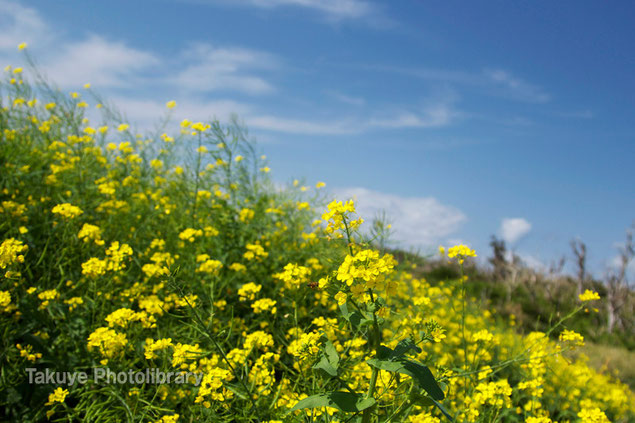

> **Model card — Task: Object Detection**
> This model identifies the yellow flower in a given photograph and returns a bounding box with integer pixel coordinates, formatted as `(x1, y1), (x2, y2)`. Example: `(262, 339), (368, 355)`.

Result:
(252, 298), (277, 314)
(334, 291), (347, 305)
(316, 181), (326, 189)
(51, 203), (83, 219)
(18, 42), (27, 50)
(117, 123), (129, 132)
(87, 327), (128, 358)
(0, 238), (28, 269)
(447, 244), (477, 259)
(0, 291), (11, 311)
(559, 329), (584, 347)
(238, 283), (262, 301)
(45, 387), (69, 405)
(579, 289), (600, 302)
(166, 100), (176, 109)
(156, 415), (180, 423)
(578, 407), (610, 423)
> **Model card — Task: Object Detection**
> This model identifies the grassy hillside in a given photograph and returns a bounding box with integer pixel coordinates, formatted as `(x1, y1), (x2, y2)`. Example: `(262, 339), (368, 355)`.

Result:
(0, 53), (633, 422)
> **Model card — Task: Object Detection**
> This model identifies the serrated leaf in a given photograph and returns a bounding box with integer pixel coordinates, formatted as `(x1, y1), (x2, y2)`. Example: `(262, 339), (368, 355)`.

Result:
(289, 392), (375, 414)
(366, 358), (444, 400)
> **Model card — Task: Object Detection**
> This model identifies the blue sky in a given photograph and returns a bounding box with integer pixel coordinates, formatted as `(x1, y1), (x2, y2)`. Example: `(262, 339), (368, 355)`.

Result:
(1, 0), (634, 277)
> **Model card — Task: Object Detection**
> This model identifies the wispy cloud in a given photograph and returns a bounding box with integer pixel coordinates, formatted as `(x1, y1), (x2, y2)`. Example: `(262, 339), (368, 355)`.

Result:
(484, 69), (550, 103)
(368, 104), (455, 129)
(325, 89), (365, 106)
(556, 110), (594, 119)
(44, 35), (159, 88)
(0, 0), (48, 49)
(201, 0), (376, 21)
(106, 94), (457, 135)
(332, 187), (466, 248)
(500, 218), (532, 245)
(247, 115), (356, 135)
(107, 96), (252, 127)
(171, 43), (277, 95)
(366, 64), (550, 104)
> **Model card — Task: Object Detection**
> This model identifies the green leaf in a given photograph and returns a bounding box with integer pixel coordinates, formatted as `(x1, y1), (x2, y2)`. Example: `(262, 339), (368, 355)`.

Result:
(313, 340), (340, 376)
(392, 338), (422, 358)
(429, 397), (454, 422)
(289, 392), (375, 414)
(324, 339), (339, 365)
(366, 358), (444, 400)
(339, 303), (362, 327)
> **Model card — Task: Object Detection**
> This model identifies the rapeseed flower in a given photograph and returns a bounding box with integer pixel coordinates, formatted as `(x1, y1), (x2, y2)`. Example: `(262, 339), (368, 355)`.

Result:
(579, 289), (601, 302)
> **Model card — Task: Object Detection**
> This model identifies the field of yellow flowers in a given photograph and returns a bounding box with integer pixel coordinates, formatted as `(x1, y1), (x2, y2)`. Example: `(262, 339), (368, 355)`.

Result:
(1, 49), (634, 422)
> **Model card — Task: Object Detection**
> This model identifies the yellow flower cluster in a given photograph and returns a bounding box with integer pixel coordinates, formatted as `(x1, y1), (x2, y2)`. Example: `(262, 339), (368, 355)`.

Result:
(274, 263), (311, 289)
(105, 241), (133, 271)
(336, 249), (397, 299)
(287, 331), (321, 361)
(442, 244), (477, 264)
(145, 338), (173, 360)
(0, 290), (11, 312)
(252, 298), (277, 314)
(238, 282), (262, 301)
(0, 238), (28, 269)
(578, 407), (610, 423)
(45, 387), (69, 405)
(195, 367), (234, 406)
(579, 289), (601, 302)
(196, 257), (223, 274)
(244, 242), (268, 260)
(172, 343), (203, 369)
(105, 308), (156, 329)
(178, 228), (202, 242)
(321, 199), (363, 237)
(17, 343), (42, 362)
(78, 223), (105, 245)
(38, 289), (59, 309)
(64, 296), (83, 311)
(463, 379), (512, 421)
(239, 208), (255, 222)
(156, 415), (179, 423)
(51, 203), (83, 219)
(82, 241), (133, 278)
(243, 331), (274, 351)
(81, 257), (107, 278)
(559, 329), (585, 347)
(87, 327), (128, 358)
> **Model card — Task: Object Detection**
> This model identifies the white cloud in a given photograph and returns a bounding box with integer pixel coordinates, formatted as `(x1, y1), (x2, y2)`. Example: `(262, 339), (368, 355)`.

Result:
(500, 218), (532, 245)
(217, 0), (374, 20)
(368, 104), (454, 129)
(44, 35), (159, 88)
(247, 115), (355, 134)
(326, 90), (365, 106)
(484, 69), (550, 103)
(372, 65), (550, 104)
(172, 43), (277, 95)
(332, 187), (466, 248)
(105, 97), (252, 128)
(0, 0), (48, 49)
